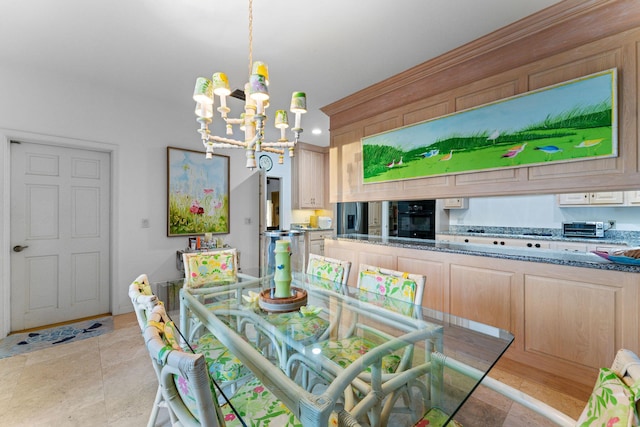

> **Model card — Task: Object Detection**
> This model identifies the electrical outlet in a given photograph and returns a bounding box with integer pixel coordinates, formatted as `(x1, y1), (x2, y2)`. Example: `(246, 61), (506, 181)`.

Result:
(244, 217), (251, 224)
(141, 218), (150, 228)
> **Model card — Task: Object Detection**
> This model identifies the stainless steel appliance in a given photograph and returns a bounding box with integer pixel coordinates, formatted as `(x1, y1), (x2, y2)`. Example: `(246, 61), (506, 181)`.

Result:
(562, 221), (609, 238)
(397, 200), (436, 239)
(337, 202), (368, 235)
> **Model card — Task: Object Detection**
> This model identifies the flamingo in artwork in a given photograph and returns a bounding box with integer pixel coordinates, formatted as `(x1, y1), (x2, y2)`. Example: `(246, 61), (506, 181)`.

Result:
(502, 143), (527, 158)
(386, 159), (395, 168)
(440, 150), (454, 161)
(420, 149), (439, 158)
(397, 156), (403, 166)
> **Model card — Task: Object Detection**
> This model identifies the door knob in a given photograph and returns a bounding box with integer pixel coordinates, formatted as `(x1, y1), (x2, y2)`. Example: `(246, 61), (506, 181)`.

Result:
(13, 245), (29, 252)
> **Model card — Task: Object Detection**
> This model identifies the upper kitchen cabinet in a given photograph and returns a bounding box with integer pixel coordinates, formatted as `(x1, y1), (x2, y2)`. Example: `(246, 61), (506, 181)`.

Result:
(292, 143), (328, 209)
(556, 191), (640, 207)
(443, 198), (468, 209)
(368, 201), (382, 235)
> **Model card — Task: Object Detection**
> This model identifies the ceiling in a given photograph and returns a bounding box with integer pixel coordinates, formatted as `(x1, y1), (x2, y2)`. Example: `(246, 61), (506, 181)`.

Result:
(1, 0), (563, 147)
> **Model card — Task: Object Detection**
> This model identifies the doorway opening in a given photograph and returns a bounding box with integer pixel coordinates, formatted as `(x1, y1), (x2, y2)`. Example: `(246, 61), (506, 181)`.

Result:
(266, 177), (281, 230)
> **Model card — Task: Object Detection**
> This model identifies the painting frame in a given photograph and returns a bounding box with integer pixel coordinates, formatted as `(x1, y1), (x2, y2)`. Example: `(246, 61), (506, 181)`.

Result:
(361, 68), (618, 184)
(167, 146), (230, 237)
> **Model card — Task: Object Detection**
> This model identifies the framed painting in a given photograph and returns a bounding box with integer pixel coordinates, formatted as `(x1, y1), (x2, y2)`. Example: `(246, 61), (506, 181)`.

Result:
(362, 68), (617, 183)
(167, 146), (229, 236)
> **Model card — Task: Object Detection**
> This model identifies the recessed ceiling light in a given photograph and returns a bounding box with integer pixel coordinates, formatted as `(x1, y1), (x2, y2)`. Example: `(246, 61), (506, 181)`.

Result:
(312, 128), (322, 135)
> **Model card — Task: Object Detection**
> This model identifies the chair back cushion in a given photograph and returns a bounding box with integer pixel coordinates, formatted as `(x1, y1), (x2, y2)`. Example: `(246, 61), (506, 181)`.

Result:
(184, 249), (238, 289)
(307, 256), (346, 284)
(576, 367), (640, 426)
(358, 268), (417, 312)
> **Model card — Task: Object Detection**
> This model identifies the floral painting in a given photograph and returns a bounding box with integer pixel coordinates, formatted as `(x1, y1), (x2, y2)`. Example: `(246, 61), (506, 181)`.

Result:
(167, 147), (229, 236)
(362, 68), (617, 183)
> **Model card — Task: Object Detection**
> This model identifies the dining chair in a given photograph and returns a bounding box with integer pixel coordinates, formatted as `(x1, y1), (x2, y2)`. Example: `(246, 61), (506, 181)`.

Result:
(130, 274), (249, 406)
(143, 303), (313, 427)
(288, 264), (426, 425)
(129, 274), (177, 427)
(268, 254), (352, 344)
(412, 348), (640, 427)
(180, 248), (261, 343)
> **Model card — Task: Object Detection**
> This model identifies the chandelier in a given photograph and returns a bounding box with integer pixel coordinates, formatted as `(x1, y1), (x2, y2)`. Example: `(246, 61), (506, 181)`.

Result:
(192, 0), (306, 168)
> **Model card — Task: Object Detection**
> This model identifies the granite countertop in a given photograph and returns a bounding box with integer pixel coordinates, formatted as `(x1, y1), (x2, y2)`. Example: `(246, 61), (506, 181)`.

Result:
(331, 234), (640, 273)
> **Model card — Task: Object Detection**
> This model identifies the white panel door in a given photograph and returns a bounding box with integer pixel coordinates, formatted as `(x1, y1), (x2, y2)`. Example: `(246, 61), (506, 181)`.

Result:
(10, 141), (110, 331)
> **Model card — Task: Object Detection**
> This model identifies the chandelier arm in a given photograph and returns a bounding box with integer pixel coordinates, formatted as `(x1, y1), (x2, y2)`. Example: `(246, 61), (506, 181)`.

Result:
(261, 141), (296, 148)
(208, 135), (249, 147)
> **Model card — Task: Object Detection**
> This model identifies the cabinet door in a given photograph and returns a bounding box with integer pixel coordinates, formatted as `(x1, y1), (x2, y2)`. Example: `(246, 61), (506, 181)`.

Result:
(558, 193), (589, 205)
(626, 191), (640, 204)
(589, 191), (624, 204)
(296, 149), (326, 209)
(443, 198), (468, 209)
(368, 201), (382, 226)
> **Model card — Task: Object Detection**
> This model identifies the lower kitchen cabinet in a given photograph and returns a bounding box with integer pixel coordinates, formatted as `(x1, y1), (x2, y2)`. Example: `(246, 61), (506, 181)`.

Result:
(325, 238), (640, 395)
(306, 229), (333, 257)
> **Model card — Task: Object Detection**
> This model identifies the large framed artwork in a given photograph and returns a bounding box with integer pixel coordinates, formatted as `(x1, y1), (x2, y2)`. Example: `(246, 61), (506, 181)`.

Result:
(362, 68), (617, 183)
(167, 146), (229, 236)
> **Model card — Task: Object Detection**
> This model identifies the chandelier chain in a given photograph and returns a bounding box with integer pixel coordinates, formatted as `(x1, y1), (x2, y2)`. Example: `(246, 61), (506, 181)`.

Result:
(248, 0), (253, 78)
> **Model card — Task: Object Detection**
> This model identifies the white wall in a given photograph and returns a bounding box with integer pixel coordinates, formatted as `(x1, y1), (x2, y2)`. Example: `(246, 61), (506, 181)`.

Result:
(448, 194), (640, 230)
(0, 64), (291, 336)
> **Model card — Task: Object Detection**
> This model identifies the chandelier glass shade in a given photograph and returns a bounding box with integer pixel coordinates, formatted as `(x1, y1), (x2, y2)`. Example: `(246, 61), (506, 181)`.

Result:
(192, 0), (306, 168)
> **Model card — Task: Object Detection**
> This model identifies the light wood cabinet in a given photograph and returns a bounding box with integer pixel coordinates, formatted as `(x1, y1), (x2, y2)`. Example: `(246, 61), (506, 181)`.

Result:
(558, 192), (624, 206)
(325, 238), (640, 394)
(368, 201), (382, 227)
(443, 198), (468, 209)
(627, 191), (640, 204)
(292, 145), (327, 209)
(306, 229), (333, 257)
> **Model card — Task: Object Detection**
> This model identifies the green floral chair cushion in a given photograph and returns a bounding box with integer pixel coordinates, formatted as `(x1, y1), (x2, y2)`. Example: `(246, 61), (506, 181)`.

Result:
(266, 311), (330, 343)
(177, 377), (304, 426)
(576, 367), (640, 427)
(177, 376), (340, 426)
(192, 332), (250, 382)
(307, 257), (346, 284)
(358, 269), (418, 315)
(184, 249), (238, 289)
(317, 336), (402, 374)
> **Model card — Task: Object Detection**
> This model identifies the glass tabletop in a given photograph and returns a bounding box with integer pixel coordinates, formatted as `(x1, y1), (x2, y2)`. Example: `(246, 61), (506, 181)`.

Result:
(179, 272), (514, 426)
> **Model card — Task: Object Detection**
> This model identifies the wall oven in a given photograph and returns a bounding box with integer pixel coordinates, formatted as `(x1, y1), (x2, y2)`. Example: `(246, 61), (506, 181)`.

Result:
(397, 200), (436, 239)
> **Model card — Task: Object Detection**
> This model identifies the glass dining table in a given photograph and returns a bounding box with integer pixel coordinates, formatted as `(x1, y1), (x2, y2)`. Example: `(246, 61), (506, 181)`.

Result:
(179, 272), (514, 427)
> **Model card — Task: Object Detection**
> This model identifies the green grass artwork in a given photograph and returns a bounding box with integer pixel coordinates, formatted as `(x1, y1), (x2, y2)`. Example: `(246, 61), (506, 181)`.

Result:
(167, 147), (229, 236)
(362, 69), (617, 183)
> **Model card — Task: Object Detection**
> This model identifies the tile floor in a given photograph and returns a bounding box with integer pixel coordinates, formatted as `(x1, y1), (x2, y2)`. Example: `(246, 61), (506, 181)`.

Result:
(0, 312), (587, 426)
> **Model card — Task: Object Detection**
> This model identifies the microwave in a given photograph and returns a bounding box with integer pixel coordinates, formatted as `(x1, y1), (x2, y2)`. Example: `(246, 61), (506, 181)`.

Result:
(562, 221), (606, 238)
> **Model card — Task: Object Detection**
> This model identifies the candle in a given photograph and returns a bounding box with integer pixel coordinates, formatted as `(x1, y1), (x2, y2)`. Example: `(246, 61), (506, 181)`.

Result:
(273, 240), (292, 298)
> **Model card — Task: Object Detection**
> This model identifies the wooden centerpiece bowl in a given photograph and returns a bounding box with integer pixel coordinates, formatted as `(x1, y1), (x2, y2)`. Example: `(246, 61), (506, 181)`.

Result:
(259, 287), (308, 313)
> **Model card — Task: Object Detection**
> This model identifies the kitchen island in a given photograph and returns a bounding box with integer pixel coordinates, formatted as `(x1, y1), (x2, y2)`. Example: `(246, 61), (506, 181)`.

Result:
(325, 234), (640, 396)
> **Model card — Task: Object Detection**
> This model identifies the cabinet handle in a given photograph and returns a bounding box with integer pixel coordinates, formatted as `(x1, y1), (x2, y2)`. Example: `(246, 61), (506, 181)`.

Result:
(535, 243), (541, 248)
(464, 239), (469, 243)
(500, 241), (505, 245)
(527, 243), (532, 247)
(493, 241), (498, 245)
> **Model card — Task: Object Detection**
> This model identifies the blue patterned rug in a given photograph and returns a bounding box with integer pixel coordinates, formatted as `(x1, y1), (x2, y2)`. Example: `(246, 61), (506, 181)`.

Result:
(0, 316), (113, 359)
